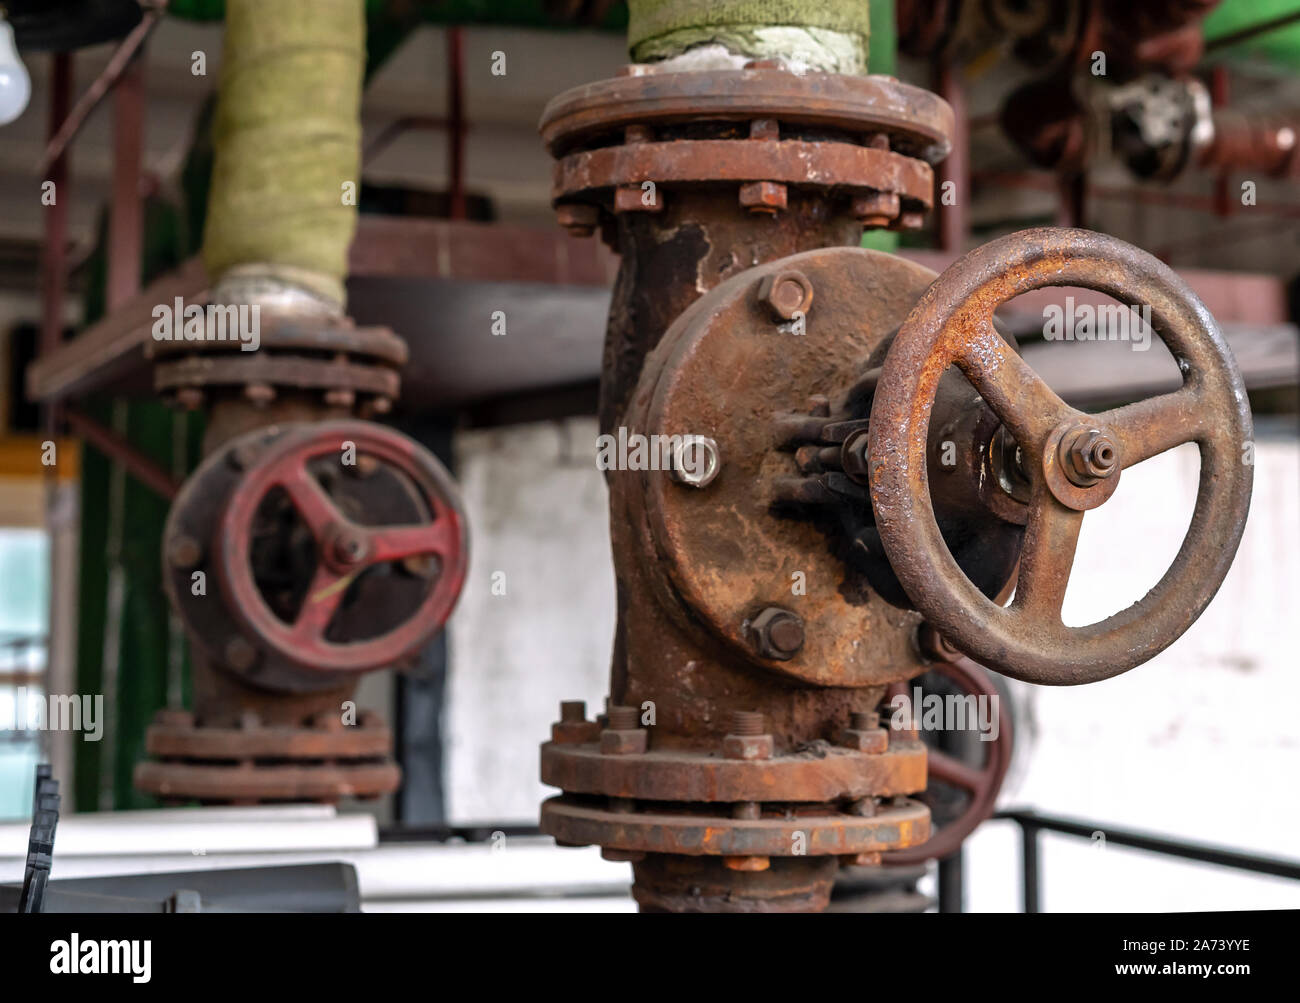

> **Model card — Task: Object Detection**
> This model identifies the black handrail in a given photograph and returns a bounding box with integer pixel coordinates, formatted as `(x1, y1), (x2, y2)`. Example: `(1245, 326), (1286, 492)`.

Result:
(994, 808), (1300, 913)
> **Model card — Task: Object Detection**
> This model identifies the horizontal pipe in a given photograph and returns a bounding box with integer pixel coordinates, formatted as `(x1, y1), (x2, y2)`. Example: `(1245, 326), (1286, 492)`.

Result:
(0, 812), (376, 858)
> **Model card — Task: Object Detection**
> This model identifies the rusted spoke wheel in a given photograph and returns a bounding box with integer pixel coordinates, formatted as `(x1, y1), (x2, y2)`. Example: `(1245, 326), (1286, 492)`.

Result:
(868, 227), (1253, 684)
(215, 421), (468, 674)
(883, 656), (1012, 864)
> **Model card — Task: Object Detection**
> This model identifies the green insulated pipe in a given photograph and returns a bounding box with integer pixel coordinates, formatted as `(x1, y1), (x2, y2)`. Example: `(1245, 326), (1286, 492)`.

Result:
(202, 0), (365, 310)
(627, 0), (870, 72)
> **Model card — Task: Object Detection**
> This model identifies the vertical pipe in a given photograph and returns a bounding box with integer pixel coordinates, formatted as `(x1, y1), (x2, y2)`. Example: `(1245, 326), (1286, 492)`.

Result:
(39, 55), (72, 368)
(1210, 66), (1231, 217)
(937, 848), (964, 912)
(934, 58), (968, 254)
(40, 52), (73, 808)
(1022, 822), (1040, 913)
(107, 54), (145, 310)
(447, 26), (466, 221)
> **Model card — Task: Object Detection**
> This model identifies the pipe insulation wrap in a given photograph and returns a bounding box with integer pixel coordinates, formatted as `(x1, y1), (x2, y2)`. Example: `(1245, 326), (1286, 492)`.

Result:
(627, 0), (869, 72)
(202, 0), (365, 309)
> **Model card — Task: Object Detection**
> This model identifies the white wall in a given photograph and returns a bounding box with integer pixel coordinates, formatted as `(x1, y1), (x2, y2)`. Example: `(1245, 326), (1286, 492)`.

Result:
(447, 418), (615, 823)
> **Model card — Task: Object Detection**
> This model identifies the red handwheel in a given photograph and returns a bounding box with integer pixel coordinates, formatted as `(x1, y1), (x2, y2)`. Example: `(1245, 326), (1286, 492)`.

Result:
(215, 421), (468, 674)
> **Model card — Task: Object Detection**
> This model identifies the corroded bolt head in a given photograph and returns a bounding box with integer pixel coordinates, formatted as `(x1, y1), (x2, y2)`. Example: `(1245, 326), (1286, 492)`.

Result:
(166, 534), (202, 569)
(614, 183), (662, 213)
(244, 382), (275, 406)
(225, 636), (258, 672)
(559, 700), (587, 723)
(600, 728), (647, 756)
(756, 270), (814, 321)
(723, 855), (771, 871)
(839, 726), (889, 754)
(332, 529), (369, 566)
(840, 428), (871, 483)
(668, 435), (720, 488)
(723, 733), (774, 760)
(555, 203), (599, 237)
(749, 606), (805, 660)
(739, 181), (787, 214)
(1062, 428), (1119, 486)
(851, 191), (900, 226)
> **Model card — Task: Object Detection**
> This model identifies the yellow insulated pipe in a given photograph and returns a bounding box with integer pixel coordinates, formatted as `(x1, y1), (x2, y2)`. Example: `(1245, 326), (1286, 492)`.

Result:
(202, 0), (365, 311)
(627, 0), (870, 72)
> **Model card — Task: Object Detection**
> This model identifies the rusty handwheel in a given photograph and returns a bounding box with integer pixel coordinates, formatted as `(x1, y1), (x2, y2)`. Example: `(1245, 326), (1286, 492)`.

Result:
(883, 651), (1012, 864)
(164, 420), (467, 690)
(215, 421), (467, 675)
(868, 227), (1253, 685)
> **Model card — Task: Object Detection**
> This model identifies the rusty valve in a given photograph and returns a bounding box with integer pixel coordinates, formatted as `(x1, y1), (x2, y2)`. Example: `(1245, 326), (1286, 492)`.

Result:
(867, 227), (1253, 685)
(164, 420), (469, 685)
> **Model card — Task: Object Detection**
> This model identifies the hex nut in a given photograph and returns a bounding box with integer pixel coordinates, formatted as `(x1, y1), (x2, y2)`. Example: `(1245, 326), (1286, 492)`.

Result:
(600, 728), (647, 756)
(748, 607), (805, 660)
(1062, 428), (1119, 486)
(756, 270), (814, 321)
(668, 435), (720, 488)
(839, 727), (889, 754)
(722, 733), (774, 760)
(851, 191), (900, 227)
(614, 183), (662, 213)
(739, 181), (787, 214)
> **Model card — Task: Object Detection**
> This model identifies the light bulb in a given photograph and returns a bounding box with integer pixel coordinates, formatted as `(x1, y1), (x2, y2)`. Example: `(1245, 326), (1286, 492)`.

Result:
(0, 20), (31, 127)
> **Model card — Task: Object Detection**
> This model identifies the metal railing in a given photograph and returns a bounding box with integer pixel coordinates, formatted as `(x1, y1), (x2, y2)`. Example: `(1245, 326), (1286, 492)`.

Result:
(995, 808), (1300, 913)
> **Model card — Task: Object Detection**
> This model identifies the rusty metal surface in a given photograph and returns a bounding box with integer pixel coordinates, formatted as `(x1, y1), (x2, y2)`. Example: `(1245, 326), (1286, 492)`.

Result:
(542, 796), (929, 857)
(632, 855), (837, 912)
(630, 247), (940, 690)
(868, 227), (1254, 685)
(540, 68), (954, 162)
(135, 708), (400, 804)
(554, 139), (935, 213)
(539, 66), (951, 911)
(543, 718), (927, 803)
(134, 761), (400, 803)
(144, 710), (392, 760)
(149, 314), (409, 366)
